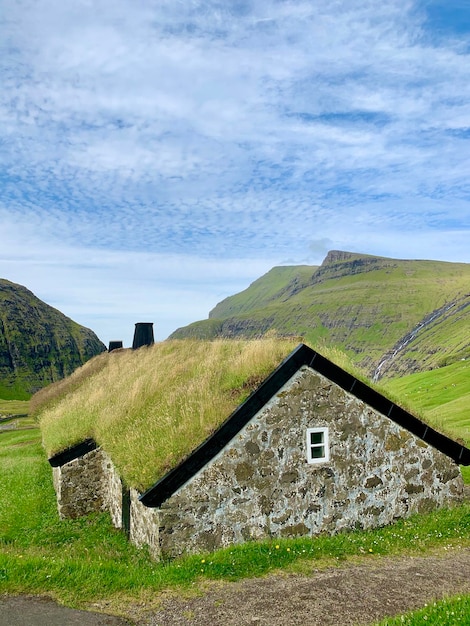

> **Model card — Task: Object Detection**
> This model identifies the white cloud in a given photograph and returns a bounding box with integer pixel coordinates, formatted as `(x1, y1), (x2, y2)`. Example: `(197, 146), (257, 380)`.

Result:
(0, 0), (469, 343)
(0, 211), (277, 344)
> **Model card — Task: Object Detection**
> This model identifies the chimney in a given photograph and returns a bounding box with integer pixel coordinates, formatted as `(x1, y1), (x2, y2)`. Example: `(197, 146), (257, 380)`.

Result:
(108, 340), (123, 352)
(132, 322), (154, 349)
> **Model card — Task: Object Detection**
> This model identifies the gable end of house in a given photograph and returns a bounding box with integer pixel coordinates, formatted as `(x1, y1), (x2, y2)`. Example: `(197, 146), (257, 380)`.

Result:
(139, 343), (470, 508)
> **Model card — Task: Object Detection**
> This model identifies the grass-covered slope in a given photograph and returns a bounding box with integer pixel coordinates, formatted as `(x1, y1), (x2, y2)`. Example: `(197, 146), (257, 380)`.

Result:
(384, 360), (470, 444)
(35, 338), (300, 491)
(170, 266), (315, 340)
(210, 265), (317, 319)
(0, 279), (106, 399)
(170, 251), (470, 379)
(384, 360), (470, 483)
(35, 336), (470, 492)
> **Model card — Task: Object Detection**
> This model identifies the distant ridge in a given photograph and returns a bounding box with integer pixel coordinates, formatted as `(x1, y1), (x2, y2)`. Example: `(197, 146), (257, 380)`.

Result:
(170, 251), (470, 379)
(0, 279), (106, 399)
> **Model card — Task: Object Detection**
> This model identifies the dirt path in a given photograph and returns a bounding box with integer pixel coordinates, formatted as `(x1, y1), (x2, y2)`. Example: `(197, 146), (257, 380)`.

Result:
(136, 548), (470, 626)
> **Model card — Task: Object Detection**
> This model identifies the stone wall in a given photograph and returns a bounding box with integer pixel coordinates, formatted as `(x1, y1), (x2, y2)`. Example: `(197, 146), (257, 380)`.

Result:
(101, 451), (124, 529)
(53, 448), (107, 519)
(129, 489), (160, 559)
(53, 448), (124, 524)
(158, 367), (463, 557)
(53, 447), (162, 557)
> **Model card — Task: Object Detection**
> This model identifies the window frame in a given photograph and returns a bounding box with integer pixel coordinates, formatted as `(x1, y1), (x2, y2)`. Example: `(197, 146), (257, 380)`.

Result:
(306, 427), (330, 464)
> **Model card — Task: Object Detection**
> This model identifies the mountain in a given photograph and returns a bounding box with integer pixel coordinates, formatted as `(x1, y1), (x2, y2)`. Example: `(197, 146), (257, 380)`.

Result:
(0, 279), (106, 399)
(170, 251), (470, 380)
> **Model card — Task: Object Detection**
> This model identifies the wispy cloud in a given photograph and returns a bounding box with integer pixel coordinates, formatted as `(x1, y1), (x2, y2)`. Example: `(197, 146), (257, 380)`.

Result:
(1, 0), (469, 342)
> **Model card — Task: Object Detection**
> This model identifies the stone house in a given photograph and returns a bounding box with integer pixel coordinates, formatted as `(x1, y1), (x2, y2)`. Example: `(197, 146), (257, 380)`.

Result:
(49, 343), (470, 559)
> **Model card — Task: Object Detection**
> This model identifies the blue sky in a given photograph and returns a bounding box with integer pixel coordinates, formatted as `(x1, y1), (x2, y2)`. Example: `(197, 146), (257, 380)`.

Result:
(1, 0), (469, 346)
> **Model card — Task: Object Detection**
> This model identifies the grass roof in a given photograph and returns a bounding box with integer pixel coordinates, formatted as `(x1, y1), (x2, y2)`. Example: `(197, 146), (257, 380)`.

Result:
(35, 338), (300, 491)
(35, 337), (470, 493)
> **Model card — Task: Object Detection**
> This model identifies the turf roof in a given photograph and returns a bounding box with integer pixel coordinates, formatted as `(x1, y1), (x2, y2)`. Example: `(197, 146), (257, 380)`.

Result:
(42, 339), (470, 497)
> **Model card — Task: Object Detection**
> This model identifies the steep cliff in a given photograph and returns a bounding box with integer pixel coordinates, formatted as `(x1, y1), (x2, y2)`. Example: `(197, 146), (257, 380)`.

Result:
(0, 279), (106, 399)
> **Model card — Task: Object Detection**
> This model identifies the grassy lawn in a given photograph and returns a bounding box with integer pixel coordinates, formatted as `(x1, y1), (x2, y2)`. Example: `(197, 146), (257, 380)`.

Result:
(376, 595), (470, 625)
(384, 360), (470, 439)
(384, 360), (470, 484)
(0, 399), (30, 416)
(0, 426), (469, 616)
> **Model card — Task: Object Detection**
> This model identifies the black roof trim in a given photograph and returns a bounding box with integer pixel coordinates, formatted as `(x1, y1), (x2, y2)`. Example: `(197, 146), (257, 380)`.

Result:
(48, 438), (97, 467)
(139, 343), (470, 508)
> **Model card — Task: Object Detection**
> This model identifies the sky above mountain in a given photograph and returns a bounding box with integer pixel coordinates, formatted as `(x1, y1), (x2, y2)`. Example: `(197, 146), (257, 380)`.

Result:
(1, 0), (469, 345)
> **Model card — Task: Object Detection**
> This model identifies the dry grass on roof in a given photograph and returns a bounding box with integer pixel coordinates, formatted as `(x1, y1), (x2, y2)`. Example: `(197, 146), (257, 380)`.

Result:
(37, 338), (300, 492)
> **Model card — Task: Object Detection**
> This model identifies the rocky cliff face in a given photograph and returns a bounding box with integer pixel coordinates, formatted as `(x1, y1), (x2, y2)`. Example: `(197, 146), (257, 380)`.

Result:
(0, 279), (106, 398)
(311, 250), (397, 285)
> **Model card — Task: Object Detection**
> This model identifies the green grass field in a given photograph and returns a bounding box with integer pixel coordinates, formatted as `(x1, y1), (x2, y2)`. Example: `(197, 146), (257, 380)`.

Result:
(384, 360), (470, 484)
(376, 595), (470, 625)
(384, 360), (470, 419)
(0, 399), (30, 416)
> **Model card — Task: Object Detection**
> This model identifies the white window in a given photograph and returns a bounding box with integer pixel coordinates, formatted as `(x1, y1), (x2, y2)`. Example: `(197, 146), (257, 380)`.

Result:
(306, 427), (329, 464)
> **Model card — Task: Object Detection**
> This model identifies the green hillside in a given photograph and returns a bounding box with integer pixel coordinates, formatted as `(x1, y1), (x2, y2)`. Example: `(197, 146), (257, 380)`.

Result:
(384, 360), (470, 443)
(0, 279), (106, 399)
(383, 360), (470, 483)
(170, 251), (470, 380)
(211, 265), (316, 319)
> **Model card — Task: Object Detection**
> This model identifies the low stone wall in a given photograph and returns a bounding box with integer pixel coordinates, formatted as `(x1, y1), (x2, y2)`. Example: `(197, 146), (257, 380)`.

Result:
(101, 451), (124, 529)
(52, 448), (161, 558)
(53, 448), (108, 519)
(129, 489), (160, 559)
(53, 448), (124, 526)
